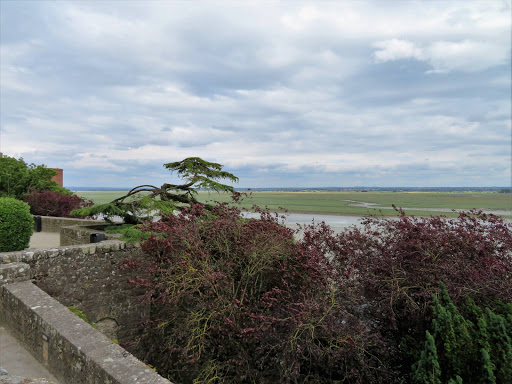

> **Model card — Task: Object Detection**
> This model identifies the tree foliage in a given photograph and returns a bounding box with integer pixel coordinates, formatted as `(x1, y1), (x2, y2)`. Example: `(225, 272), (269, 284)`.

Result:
(413, 331), (442, 384)
(0, 156), (64, 199)
(72, 157), (239, 224)
(413, 283), (512, 384)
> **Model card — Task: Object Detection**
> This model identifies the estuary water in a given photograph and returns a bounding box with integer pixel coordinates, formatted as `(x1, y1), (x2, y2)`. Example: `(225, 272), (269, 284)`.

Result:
(243, 212), (367, 234)
(104, 211), (512, 235)
(243, 212), (512, 235)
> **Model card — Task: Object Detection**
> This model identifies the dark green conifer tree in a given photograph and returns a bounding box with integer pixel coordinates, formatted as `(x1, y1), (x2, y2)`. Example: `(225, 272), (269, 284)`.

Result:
(413, 283), (512, 384)
(412, 330), (442, 384)
(485, 308), (512, 380)
(431, 283), (472, 379)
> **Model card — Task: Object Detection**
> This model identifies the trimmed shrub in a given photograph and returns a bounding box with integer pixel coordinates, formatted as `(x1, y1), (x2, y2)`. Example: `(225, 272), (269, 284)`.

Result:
(23, 190), (93, 217)
(0, 197), (34, 251)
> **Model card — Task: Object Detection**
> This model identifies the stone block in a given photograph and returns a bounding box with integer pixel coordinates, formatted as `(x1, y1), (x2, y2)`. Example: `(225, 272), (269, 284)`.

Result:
(0, 263), (31, 285)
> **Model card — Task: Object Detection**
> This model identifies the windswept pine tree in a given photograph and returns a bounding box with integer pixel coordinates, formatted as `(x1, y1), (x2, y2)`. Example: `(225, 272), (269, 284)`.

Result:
(71, 157), (238, 224)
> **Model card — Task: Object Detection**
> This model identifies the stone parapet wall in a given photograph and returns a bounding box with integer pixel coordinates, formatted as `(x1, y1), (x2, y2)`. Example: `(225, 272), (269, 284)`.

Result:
(0, 219), (174, 384)
(39, 217), (105, 233)
(0, 280), (172, 384)
(0, 241), (148, 347)
(60, 224), (121, 246)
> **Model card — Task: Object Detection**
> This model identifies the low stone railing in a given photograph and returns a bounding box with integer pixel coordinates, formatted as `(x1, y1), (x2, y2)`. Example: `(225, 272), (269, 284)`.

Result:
(0, 235), (173, 384)
(35, 216), (105, 233)
(31, 216), (121, 247)
(0, 262), (171, 383)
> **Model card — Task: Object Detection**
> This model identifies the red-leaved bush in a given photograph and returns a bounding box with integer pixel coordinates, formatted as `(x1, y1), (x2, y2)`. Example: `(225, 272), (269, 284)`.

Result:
(124, 204), (386, 383)
(23, 190), (93, 217)
(124, 206), (512, 383)
(301, 209), (512, 380)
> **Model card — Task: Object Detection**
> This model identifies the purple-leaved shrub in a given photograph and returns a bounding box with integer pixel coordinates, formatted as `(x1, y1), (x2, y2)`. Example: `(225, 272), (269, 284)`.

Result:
(123, 203), (385, 383)
(123, 205), (512, 383)
(23, 190), (93, 217)
(302, 209), (512, 380)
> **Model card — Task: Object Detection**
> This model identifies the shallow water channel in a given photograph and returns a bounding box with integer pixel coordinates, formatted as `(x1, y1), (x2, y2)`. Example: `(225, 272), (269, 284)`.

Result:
(243, 212), (367, 234)
(105, 211), (512, 236)
(243, 212), (512, 236)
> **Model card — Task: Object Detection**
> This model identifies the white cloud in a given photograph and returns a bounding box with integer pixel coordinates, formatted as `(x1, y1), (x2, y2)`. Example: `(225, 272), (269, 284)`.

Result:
(426, 40), (509, 72)
(370, 1), (510, 73)
(373, 38), (509, 72)
(0, 1), (510, 187)
(0, 65), (41, 94)
(373, 39), (424, 62)
(110, 84), (235, 110)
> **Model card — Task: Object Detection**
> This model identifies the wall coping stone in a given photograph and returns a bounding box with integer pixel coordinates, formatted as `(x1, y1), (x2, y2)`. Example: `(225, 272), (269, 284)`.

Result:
(59, 224), (123, 247)
(38, 217), (105, 233)
(0, 241), (139, 266)
(0, 262), (31, 285)
(0, 377), (55, 383)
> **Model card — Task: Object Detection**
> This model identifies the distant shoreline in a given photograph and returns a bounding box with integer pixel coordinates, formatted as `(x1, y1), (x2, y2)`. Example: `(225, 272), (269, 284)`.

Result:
(69, 187), (510, 193)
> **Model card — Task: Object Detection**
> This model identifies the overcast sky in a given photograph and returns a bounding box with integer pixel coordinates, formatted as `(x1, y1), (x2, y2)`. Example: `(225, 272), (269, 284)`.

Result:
(1, 1), (510, 188)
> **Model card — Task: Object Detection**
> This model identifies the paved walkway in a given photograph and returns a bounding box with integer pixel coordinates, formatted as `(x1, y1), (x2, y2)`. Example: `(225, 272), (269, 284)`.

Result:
(0, 324), (60, 383)
(28, 233), (60, 249)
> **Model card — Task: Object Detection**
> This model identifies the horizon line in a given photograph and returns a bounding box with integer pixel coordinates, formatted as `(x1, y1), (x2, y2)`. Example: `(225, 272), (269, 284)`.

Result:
(67, 186), (511, 190)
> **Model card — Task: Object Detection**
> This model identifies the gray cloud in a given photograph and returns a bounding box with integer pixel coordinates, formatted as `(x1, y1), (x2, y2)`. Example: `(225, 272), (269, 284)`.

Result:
(0, 1), (510, 188)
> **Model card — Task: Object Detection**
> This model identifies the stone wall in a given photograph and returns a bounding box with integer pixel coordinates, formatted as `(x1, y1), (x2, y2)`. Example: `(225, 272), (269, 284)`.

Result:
(39, 216), (105, 233)
(60, 224), (121, 246)
(0, 262), (31, 285)
(0, 215), (176, 384)
(0, 241), (148, 348)
(0, 277), (172, 384)
(34, 216), (122, 247)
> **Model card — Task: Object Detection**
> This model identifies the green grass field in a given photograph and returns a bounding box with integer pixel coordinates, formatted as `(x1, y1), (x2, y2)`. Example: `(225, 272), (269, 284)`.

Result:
(76, 190), (512, 218)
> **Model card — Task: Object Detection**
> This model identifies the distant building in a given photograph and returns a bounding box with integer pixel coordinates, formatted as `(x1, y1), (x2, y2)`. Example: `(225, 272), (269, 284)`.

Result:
(51, 168), (63, 187)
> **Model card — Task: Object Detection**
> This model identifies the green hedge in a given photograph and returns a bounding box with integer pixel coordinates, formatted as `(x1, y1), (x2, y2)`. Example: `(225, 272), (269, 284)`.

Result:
(0, 197), (34, 252)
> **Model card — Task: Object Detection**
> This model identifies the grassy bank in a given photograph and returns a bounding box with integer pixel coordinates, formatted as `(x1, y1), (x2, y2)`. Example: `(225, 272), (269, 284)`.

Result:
(75, 190), (512, 218)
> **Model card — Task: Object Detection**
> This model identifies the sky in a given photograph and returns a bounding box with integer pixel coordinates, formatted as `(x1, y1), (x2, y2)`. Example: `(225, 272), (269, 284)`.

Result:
(0, 1), (511, 188)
